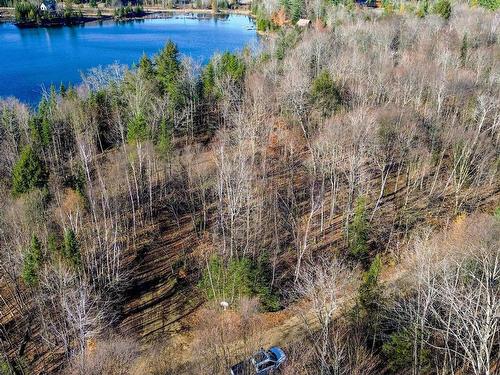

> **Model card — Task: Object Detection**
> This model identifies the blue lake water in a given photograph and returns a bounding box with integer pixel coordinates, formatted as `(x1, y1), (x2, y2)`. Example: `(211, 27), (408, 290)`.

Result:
(0, 14), (257, 104)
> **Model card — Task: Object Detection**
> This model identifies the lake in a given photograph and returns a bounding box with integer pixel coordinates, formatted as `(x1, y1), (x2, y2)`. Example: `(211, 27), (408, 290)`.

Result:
(0, 13), (257, 104)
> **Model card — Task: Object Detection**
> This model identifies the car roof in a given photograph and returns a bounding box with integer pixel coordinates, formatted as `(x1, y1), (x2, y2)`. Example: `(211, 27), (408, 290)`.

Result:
(268, 346), (285, 359)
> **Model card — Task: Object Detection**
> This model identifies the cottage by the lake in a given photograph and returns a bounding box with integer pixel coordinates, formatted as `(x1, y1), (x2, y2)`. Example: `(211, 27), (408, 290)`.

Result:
(40, 0), (56, 12)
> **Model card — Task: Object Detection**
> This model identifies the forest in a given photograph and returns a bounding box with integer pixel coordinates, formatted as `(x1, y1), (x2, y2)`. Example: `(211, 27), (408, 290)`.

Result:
(0, 1), (499, 374)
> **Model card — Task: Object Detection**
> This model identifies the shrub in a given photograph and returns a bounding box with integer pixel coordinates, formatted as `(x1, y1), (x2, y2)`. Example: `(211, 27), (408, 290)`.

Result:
(275, 28), (301, 60)
(478, 0), (499, 10)
(199, 256), (252, 301)
(416, 0), (429, 17)
(199, 255), (279, 311)
(14, 1), (38, 22)
(382, 0), (395, 15)
(23, 188), (50, 227)
(432, 0), (452, 20)
(0, 360), (13, 375)
(66, 336), (139, 374)
(256, 17), (270, 32)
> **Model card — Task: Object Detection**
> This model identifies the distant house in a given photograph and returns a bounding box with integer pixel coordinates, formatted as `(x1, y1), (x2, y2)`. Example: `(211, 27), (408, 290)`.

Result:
(40, 0), (56, 12)
(356, 0), (380, 7)
(296, 19), (311, 28)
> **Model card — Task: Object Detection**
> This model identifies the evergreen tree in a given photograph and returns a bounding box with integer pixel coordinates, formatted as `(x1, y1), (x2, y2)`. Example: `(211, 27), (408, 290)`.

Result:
(310, 70), (341, 118)
(359, 254), (382, 310)
(280, 0), (292, 16)
(355, 254), (383, 348)
(219, 52), (245, 82)
(22, 234), (42, 286)
(40, 116), (52, 147)
(383, 329), (431, 373)
(155, 40), (183, 108)
(138, 53), (155, 80)
(202, 52), (245, 99)
(63, 229), (80, 267)
(12, 145), (46, 197)
(156, 118), (172, 158)
(349, 196), (369, 261)
(460, 33), (468, 67)
(202, 61), (216, 98)
(59, 83), (67, 97)
(30, 95), (54, 148)
(290, 0), (303, 23)
(127, 112), (149, 143)
(47, 232), (59, 254)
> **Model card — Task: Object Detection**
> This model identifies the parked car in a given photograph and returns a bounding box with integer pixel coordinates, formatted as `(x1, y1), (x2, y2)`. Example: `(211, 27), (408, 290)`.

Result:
(230, 347), (286, 375)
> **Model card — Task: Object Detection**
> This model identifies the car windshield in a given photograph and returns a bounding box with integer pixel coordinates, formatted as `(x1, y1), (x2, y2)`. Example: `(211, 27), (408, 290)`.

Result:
(267, 350), (277, 361)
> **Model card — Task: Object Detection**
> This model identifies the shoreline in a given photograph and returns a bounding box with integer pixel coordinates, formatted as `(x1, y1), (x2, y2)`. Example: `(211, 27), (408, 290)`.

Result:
(143, 6), (251, 16)
(0, 6), (252, 26)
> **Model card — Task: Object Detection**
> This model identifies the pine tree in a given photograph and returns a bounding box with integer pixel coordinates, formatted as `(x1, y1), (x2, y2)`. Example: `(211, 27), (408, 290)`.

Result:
(290, 0), (303, 23)
(349, 196), (369, 261)
(310, 70), (341, 118)
(156, 118), (172, 158)
(47, 232), (59, 254)
(460, 33), (468, 67)
(359, 254), (382, 310)
(127, 112), (149, 143)
(356, 254), (383, 348)
(280, 0), (292, 17)
(63, 229), (80, 267)
(202, 52), (245, 99)
(155, 40), (183, 108)
(22, 234), (42, 286)
(202, 61), (216, 98)
(12, 145), (46, 196)
(138, 53), (155, 80)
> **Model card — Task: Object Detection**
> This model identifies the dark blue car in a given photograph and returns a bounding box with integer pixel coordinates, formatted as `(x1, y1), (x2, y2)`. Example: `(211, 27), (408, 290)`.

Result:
(230, 347), (286, 375)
